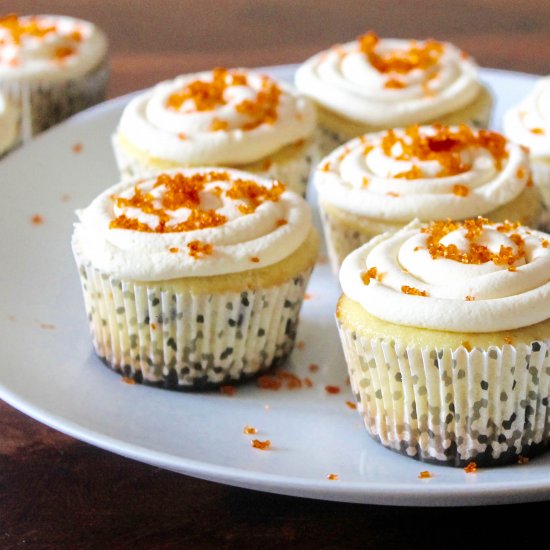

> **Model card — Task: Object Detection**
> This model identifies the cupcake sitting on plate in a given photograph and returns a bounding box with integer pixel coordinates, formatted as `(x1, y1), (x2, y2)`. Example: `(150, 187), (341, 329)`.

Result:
(503, 76), (550, 207)
(314, 124), (541, 273)
(338, 218), (550, 466)
(72, 168), (319, 390)
(112, 68), (317, 196)
(0, 13), (108, 139)
(296, 31), (492, 154)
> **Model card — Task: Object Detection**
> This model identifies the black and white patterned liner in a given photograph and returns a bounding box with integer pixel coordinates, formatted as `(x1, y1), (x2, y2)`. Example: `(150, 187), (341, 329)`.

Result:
(338, 322), (550, 466)
(76, 262), (313, 390)
(0, 58), (108, 141)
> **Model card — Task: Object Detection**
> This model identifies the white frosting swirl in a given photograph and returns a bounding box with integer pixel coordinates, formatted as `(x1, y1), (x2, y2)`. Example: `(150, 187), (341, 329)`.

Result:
(72, 168), (312, 281)
(295, 35), (481, 127)
(503, 76), (550, 158)
(117, 69), (316, 165)
(315, 125), (529, 221)
(0, 92), (18, 155)
(341, 220), (550, 332)
(0, 14), (107, 82)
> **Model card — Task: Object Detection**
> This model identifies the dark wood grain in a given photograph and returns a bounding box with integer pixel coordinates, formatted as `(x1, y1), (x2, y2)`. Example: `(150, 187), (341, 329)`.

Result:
(2, 1), (550, 547)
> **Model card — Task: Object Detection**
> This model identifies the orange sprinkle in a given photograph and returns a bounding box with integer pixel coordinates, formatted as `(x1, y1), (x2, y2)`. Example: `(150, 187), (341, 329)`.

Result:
(210, 118), (229, 132)
(151, 323), (156, 330)
(526, 177), (534, 188)
(308, 363), (319, 373)
(360, 266), (378, 285)
(258, 370), (303, 391)
(303, 293), (313, 301)
(60, 193), (71, 203)
(187, 240), (213, 259)
(362, 177), (369, 187)
(465, 295), (475, 301)
(530, 127), (545, 135)
(177, 132), (186, 140)
(250, 256), (260, 263)
(321, 161), (331, 172)
(31, 214), (44, 225)
(304, 377), (313, 388)
(325, 385), (341, 395)
(504, 335), (513, 345)
(326, 473), (339, 480)
(385, 78), (406, 89)
(251, 439), (271, 450)
(243, 425), (258, 435)
(516, 167), (526, 180)
(418, 470), (433, 479)
(464, 462), (478, 473)
(168, 247), (179, 253)
(296, 340), (305, 350)
(508, 266), (517, 272)
(394, 165), (423, 180)
(121, 377), (136, 385)
(72, 142), (83, 153)
(452, 184), (470, 197)
(345, 401), (357, 410)
(517, 455), (530, 465)
(462, 341), (472, 352)
(401, 285), (429, 297)
(386, 191), (400, 197)
(358, 31), (444, 75)
(542, 239), (549, 248)
(276, 219), (287, 227)
(220, 385), (236, 397)
(414, 246), (422, 252)
(54, 45), (75, 61)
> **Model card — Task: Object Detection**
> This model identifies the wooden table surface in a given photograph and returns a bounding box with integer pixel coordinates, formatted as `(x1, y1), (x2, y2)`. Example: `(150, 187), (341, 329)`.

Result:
(2, 1), (550, 547)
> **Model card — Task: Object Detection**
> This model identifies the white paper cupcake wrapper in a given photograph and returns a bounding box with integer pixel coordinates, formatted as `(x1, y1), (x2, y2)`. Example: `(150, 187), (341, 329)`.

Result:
(76, 261), (313, 390)
(337, 322), (550, 466)
(112, 134), (317, 197)
(0, 57), (108, 141)
(531, 160), (550, 211)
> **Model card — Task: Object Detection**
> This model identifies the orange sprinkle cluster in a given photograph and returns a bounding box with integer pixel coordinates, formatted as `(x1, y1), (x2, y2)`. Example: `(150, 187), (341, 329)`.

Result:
(421, 218), (526, 267)
(110, 171), (283, 234)
(464, 462), (478, 473)
(358, 31), (444, 75)
(384, 78), (406, 89)
(166, 67), (281, 131)
(379, 125), (509, 179)
(418, 470), (433, 479)
(243, 425), (258, 435)
(251, 439), (271, 450)
(257, 370), (306, 390)
(503, 335), (514, 345)
(401, 285), (429, 297)
(187, 240), (213, 259)
(0, 14), (56, 45)
(394, 165), (424, 180)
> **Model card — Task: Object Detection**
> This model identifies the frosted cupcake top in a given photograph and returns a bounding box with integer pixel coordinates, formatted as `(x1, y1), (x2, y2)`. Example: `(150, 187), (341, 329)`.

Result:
(340, 218), (550, 332)
(73, 168), (312, 281)
(0, 91), (18, 154)
(0, 14), (107, 82)
(116, 68), (316, 165)
(503, 76), (550, 158)
(314, 124), (530, 222)
(295, 31), (481, 127)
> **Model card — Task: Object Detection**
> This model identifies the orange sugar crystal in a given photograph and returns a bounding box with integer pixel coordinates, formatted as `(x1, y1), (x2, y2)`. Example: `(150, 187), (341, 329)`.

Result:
(358, 31), (444, 74)
(418, 471), (433, 479)
(243, 425), (258, 435)
(326, 473), (339, 480)
(187, 240), (213, 259)
(251, 439), (271, 450)
(452, 184), (470, 197)
(345, 401), (357, 410)
(325, 385), (341, 394)
(360, 267), (378, 285)
(401, 285), (429, 297)
(384, 78), (406, 89)
(464, 462), (478, 473)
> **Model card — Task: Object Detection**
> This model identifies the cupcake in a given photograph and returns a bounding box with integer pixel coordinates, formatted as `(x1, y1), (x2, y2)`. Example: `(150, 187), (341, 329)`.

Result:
(112, 68), (317, 196)
(338, 218), (550, 466)
(295, 31), (492, 154)
(503, 76), (550, 207)
(0, 90), (19, 156)
(0, 13), (108, 139)
(314, 124), (541, 273)
(72, 168), (319, 390)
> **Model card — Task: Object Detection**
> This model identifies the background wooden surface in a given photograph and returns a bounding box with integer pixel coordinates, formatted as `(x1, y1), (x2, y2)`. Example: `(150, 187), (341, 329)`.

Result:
(2, 1), (550, 547)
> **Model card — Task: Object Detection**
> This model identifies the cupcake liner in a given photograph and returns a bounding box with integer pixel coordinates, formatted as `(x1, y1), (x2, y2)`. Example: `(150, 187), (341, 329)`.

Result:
(337, 321), (550, 466)
(76, 260), (313, 390)
(0, 57), (109, 140)
(530, 159), (550, 211)
(112, 134), (316, 196)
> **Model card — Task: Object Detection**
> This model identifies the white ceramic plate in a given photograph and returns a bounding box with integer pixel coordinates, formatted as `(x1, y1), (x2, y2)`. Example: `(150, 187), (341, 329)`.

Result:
(1, 65), (549, 507)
